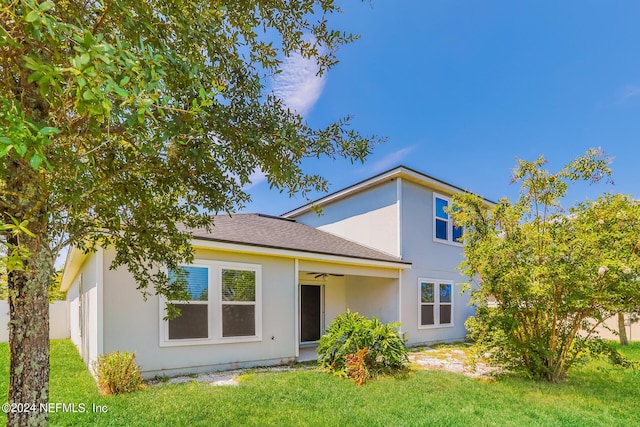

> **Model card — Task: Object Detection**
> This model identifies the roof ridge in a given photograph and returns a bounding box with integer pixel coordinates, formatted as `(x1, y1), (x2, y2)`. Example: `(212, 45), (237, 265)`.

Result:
(256, 213), (296, 222)
(212, 212), (295, 222)
(282, 165), (497, 217)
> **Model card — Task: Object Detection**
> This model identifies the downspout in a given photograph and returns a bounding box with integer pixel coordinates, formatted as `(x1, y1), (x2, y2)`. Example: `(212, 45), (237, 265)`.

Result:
(96, 247), (104, 358)
(398, 268), (402, 334)
(396, 178), (403, 336)
(294, 258), (300, 358)
(396, 177), (403, 258)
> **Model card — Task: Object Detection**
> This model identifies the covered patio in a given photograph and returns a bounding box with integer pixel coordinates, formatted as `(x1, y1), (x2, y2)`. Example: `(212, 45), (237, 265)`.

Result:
(295, 260), (404, 361)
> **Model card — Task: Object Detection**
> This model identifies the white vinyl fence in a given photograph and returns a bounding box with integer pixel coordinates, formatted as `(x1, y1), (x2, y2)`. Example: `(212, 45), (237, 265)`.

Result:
(0, 300), (70, 342)
(596, 313), (640, 343)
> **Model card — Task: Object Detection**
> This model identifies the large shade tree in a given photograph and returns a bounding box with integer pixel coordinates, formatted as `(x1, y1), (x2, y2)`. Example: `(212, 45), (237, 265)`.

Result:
(0, 1), (377, 425)
(451, 150), (640, 382)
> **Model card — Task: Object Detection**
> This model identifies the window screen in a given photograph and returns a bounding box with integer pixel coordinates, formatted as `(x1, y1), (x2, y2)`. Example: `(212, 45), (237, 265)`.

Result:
(419, 280), (453, 327)
(221, 269), (256, 337)
(168, 266), (209, 340)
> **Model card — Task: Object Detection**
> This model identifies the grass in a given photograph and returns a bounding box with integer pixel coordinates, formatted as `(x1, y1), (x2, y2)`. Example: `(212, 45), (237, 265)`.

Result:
(1, 341), (639, 426)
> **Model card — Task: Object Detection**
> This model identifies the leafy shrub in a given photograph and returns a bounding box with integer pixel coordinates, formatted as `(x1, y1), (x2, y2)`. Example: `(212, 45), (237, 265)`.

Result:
(317, 310), (408, 381)
(93, 351), (144, 395)
(452, 154), (640, 382)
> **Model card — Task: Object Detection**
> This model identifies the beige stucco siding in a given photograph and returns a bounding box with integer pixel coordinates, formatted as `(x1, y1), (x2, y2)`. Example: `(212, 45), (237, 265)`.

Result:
(65, 251), (100, 366)
(296, 178), (474, 345)
(320, 276), (347, 327)
(345, 276), (398, 324)
(67, 280), (79, 348)
(102, 248), (297, 378)
(399, 180), (473, 345)
(294, 180), (399, 256)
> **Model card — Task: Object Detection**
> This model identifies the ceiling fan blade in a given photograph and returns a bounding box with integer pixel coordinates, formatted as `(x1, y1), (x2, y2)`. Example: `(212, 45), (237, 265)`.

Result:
(306, 272), (344, 279)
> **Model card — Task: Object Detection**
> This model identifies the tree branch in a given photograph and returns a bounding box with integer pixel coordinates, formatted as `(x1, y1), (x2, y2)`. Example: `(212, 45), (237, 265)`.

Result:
(92, 1), (112, 35)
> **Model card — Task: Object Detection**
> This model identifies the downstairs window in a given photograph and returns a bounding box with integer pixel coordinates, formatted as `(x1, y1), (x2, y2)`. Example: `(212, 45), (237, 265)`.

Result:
(419, 279), (453, 328)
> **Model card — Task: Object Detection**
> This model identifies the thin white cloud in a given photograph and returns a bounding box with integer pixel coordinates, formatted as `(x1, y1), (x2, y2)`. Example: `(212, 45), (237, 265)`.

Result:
(364, 146), (416, 174)
(244, 168), (267, 189)
(273, 52), (326, 116)
(615, 85), (640, 104)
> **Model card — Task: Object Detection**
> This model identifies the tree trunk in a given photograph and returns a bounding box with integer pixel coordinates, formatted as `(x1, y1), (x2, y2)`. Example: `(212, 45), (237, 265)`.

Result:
(618, 312), (629, 346)
(7, 235), (53, 427)
(4, 159), (53, 426)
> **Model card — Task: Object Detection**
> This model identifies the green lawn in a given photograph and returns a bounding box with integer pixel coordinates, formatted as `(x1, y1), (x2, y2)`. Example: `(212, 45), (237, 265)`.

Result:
(1, 340), (640, 426)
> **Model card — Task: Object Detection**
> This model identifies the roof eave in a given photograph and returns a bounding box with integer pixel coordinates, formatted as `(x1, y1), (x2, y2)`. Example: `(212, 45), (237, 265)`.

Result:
(191, 237), (411, 269)
(60, 246), (89, 292)
(282, 165), (496, 217)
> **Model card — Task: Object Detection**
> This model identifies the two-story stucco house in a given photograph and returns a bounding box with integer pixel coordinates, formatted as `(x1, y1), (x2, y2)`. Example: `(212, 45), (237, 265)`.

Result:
(283, 166), (495, 347)
(61, 166), (493, 378)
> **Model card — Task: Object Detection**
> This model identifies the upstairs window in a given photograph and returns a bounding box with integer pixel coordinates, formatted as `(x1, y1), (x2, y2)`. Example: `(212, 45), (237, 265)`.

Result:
(434, 194), (463, 244)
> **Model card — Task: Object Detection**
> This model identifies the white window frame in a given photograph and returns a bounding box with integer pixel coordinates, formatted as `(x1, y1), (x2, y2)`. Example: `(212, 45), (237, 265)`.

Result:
(418, 278), (454, 329)
(218, 263), (262, 342)
(159, 260), (262, 347)
(433, 193), (463, 246)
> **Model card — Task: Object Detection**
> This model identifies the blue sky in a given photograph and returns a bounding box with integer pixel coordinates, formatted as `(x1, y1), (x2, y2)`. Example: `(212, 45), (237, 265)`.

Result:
(243, 1), (640, 215)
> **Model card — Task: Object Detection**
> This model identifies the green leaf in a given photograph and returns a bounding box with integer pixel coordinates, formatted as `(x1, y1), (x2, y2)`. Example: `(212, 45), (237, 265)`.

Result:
(83, 89), (95, 100)
(30, 153), (43, 170)
(25, 10), (40, 23)
(102, 99), (112, 114)
(38, 126), (61, 136)
(42, 156), (52, 170)
(0, 136), (11, 144)
(113, 86), (129, 97)
(38, 74), (51, 87)
(17, 220), (36, 238)
(2, 1), (379, 396)
(13, 143), (27, 157)
(28, 71), (44, 84)
(22, 55), (40, 71)
(83, 30), (94, 46)
(0, 145), (12, 157)
(39, 1), (55, 11)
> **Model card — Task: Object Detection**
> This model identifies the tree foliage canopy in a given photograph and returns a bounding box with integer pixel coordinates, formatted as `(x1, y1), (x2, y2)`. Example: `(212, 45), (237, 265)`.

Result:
(1, 1), (376, 424)
(451, 150), (640, 381)
(1, 0), (376, 297)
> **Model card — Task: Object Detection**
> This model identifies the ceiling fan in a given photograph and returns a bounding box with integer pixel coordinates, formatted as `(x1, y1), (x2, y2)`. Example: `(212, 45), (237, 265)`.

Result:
(306, 272), (345, 279)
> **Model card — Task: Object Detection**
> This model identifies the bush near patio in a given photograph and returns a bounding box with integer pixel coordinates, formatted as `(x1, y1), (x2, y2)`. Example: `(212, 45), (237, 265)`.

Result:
(317, 310), (408, 384)
(451, 150), (640, 382)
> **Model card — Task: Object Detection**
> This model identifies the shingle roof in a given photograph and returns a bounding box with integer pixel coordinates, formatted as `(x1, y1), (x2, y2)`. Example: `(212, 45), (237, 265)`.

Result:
(185, 213), (409, 265)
